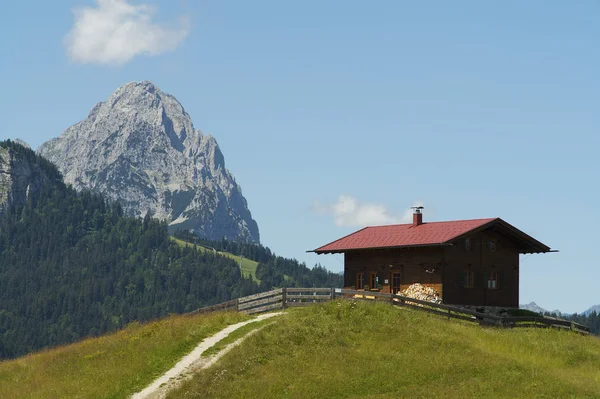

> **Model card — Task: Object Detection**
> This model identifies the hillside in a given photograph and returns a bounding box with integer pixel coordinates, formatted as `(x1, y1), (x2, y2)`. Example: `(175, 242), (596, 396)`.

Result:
(0, 141), (259, 359)
(169, 301), (600, 399)
(0, 139), (63, 210)
(2, 301), (599, 398)
(0, 311), (250, 399)
(171, 236), (260, 283)
(172, 231), (343, 290)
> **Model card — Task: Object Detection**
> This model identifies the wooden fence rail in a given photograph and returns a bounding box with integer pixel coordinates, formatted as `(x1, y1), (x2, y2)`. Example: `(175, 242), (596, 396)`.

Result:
(238, 288), (283, 303)
(186, 288), (590, 335)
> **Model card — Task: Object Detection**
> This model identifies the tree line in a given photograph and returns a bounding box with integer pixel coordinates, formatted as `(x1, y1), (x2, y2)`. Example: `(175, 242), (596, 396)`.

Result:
(173, 230), (343, 291)
(546, 311), (600, 335)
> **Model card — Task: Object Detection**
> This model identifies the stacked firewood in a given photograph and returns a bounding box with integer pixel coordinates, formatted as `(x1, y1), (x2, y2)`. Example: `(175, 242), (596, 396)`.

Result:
(400, 283), (442, 304)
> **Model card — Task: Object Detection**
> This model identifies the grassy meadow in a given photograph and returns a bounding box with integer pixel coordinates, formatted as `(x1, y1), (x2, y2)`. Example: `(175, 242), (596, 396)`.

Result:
(169, 300), (600, 399)
(171, 237), (260, 283)
(0, 311), (250, 399)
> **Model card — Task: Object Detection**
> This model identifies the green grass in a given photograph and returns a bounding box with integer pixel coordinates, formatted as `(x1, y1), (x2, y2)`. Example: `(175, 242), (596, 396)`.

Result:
(171, 237), (260, 283)
(238, 258), (260, 283)
(168, 300), (600, 399)
(201, 318), (275, 359)
(0, 311), (250, 399)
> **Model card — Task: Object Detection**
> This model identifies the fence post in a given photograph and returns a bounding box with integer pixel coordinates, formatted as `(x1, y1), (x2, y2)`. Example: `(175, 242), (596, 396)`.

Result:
(235, 298), (239, 312)
(282, 287), (287, 310)
(330, 287), (335, 302)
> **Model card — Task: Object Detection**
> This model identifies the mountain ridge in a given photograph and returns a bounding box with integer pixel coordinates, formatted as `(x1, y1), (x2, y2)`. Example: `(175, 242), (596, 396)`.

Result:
(38, 81), (259, 243)
(584, 304), (600, 316)
(520, 301), (600, 316)
(519, 301), (563, 315)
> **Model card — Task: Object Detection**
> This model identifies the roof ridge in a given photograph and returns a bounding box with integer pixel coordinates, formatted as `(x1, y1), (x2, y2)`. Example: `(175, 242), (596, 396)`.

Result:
(366, 217), (498, 228)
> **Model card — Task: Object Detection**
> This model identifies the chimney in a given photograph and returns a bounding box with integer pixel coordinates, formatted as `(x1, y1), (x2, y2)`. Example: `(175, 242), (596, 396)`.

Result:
(411, 206), (424, 227)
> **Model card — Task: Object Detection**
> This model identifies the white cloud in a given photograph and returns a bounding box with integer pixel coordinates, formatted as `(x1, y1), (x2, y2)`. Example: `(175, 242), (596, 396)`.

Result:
(313, 195), (424, 228)
(65, 0), (190, 66)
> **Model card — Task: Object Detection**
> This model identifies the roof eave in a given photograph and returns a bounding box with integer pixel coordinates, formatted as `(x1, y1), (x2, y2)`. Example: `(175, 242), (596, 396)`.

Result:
(309, 242), (453, 255)
(519, 249), (558, 255)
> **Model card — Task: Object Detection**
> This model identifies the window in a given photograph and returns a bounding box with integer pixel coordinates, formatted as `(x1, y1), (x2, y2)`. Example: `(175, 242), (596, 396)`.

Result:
(356, 273), (364, 290)
(465, 238), (471, 251)
(463, 271), (474, 288)
(488, 271), (498, 289)
(369, 273), (377, 290)
(489, 240), (496, 252)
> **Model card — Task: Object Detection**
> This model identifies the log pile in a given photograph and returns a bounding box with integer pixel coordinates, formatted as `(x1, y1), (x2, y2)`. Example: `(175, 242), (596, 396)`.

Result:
(400, 283), (442, 304)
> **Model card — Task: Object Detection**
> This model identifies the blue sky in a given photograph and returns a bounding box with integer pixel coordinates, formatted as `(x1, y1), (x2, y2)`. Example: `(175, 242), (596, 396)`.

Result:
(1, 1), (598, 313)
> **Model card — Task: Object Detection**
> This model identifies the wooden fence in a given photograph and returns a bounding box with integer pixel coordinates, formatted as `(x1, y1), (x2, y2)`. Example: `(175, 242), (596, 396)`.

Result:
(188, 288), (590, 335)
(238, 289), (284, 314)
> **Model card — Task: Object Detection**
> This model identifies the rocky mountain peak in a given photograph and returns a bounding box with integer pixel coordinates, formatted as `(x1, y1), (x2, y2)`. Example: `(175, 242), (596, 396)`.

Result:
(109, 81), (166, 109)
(38, 81), (259, 243)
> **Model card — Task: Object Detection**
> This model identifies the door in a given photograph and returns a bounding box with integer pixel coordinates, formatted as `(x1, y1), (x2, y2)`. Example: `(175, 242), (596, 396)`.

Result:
(392, 272), (401, 295)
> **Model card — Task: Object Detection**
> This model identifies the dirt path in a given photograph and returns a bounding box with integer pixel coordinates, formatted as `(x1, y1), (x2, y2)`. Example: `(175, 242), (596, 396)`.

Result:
(131, 312), (282, 399)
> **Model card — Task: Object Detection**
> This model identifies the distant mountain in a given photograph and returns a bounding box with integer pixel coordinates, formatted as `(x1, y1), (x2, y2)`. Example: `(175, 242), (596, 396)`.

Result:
(519, 302), (549, 314)
(38, 81), (259, 243)
(519, 302), (563, 315)
(521, 301), (600, 317)
(584, 305), (600, 316)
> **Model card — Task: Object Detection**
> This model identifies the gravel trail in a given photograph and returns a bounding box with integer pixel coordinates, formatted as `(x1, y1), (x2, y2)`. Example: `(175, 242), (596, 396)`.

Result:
(131, 312), (282, 399)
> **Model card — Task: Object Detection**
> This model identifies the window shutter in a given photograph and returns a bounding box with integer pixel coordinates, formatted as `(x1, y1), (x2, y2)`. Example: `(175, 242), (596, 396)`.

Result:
(459, 271), (465, 287)
(498, 272), (504, 290)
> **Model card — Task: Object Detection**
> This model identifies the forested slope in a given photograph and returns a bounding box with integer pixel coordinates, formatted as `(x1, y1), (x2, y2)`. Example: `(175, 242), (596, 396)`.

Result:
(0, 141), (258, 359)
(173, 231), (343, 290)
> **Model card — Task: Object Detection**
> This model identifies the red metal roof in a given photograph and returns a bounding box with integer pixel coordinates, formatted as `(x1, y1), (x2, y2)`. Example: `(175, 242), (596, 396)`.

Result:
(312, 218), (498, 254)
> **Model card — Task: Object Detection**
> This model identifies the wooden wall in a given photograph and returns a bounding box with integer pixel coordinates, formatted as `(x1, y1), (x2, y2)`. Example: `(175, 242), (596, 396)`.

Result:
(342, 228), (521, 307)
(344, 246), (444, 297)
(443, 230), (519, 307)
